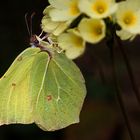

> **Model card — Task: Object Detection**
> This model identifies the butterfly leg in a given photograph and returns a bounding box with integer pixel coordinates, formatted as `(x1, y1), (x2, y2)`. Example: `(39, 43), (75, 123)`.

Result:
(38, 31), (44, 38)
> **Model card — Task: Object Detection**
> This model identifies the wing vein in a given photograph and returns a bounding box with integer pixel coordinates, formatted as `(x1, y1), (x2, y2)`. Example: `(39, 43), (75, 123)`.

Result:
(51, 68), (78, 120)
(35, 56), (51, 108)
(14, 90), (18, 123)
(52, 59), (80, 88)
(6, 86), (14, 124)
(52, 68), (61, 101)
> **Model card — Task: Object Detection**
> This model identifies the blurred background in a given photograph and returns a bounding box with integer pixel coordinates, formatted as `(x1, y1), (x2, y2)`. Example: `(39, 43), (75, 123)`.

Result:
(0, 0), (140, 140)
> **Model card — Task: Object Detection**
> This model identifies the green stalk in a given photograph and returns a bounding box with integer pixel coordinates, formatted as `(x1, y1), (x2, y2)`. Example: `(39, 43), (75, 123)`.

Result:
(116, 36), (140, 106)
(109, 45), (136, 140)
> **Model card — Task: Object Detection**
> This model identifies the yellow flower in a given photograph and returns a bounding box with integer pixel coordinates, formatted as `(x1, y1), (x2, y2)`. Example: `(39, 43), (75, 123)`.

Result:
(48, 0), (80, 21)
(116, 0), (140, 37)
(78, 0), (118, 19)
(116, 30), (136, 41)
(78, 18), (106, 43)
(57, 29), (85, 59)
(41, 6), (70, 36)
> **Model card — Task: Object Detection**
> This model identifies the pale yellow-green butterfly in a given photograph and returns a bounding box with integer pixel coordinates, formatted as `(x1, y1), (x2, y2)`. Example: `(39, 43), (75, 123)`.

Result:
(0, 14), (86, 131)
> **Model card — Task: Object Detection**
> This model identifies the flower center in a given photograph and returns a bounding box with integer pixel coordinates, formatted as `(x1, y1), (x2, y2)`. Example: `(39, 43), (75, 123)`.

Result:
(123, 12), (136, 26)
(73, 35), (83, 48)
(93, 25), (103, 36)
(70, 2), (80, 16)
(92, 1), (107, 14)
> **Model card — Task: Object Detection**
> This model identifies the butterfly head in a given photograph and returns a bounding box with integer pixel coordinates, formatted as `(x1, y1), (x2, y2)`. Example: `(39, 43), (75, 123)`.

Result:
(30, 35), (39, 47)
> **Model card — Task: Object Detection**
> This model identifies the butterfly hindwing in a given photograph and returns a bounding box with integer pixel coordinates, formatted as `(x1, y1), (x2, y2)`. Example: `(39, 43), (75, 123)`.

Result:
(29, 51), (86, 131)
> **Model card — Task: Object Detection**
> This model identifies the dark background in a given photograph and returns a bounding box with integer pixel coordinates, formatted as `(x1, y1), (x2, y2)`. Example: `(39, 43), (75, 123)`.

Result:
(0, 0), (140, 140)
(0, 0), (48, 75)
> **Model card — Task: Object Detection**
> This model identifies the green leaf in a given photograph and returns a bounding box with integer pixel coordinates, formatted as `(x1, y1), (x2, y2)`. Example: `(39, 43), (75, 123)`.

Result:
(0, 47), (86, 131)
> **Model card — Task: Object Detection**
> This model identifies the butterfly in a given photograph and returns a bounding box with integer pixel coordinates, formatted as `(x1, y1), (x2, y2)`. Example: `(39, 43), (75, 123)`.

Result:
(0, 13), (86, 131)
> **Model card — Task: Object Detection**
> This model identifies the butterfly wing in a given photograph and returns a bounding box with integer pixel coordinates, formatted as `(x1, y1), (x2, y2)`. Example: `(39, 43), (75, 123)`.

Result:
(0, 48), (40, 125)
(30, 51), (86, 131)
(0, 46), (86, 130)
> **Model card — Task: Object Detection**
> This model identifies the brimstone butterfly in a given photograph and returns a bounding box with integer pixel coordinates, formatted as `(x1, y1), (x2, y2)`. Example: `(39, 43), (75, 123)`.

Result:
(0, 32), (86, 131)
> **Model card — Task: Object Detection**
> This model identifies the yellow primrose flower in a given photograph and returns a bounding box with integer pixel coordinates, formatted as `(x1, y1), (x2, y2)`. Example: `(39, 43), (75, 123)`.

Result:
(78, 18), (106, 44)
(41, 6), (70, 36)
(116, 30), (136, 41)
(41, 16), (69, 36)
(57, 29), (85, 59)
(116, 0), (140, 35)
(48, 0), (80, 21)
(78, 0), (118, 19)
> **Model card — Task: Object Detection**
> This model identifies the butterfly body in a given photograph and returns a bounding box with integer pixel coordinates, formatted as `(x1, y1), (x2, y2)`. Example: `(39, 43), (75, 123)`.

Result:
(30, 35), (39, 48)
(30, 34), (53, 57)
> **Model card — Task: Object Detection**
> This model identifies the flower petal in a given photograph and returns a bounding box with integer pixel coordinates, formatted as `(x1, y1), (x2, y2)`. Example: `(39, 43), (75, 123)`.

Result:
(41, 16), (69, 36)
(116, 30), (136, 41)
(48, 0), (80, 21)
(58, 30), (85, 59)
(49, 8), (72, 21)
(79, 0), (118, 19)
(48, 0), (70, 9)
(116, 0), (140, 34)
(78, 18), (106, 43)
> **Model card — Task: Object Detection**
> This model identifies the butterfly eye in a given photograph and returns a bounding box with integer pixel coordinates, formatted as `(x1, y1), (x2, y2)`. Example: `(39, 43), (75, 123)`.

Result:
(30, 35), (38, 44)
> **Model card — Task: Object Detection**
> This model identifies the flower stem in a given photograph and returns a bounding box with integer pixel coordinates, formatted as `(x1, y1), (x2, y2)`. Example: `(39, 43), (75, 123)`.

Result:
(109, 46), (136, 140)
(116, 36), (140, 106)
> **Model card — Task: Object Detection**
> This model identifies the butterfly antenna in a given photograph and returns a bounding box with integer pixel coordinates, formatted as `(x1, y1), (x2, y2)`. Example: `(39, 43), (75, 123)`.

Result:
(25, 13), (31, 37)
(30, 12), (36, 37)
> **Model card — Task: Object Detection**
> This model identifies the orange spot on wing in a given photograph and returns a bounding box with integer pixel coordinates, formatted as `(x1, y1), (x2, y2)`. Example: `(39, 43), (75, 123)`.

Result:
(12, 83), (16, 87)
(46, 95), (52, 101)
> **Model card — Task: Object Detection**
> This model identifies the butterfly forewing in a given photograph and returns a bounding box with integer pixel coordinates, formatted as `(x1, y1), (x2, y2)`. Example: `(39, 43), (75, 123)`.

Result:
(0, 48), (40, 125)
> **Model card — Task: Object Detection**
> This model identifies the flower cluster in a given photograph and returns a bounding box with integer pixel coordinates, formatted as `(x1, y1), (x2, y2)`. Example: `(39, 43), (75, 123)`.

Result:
(41, 0), (140, 59)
